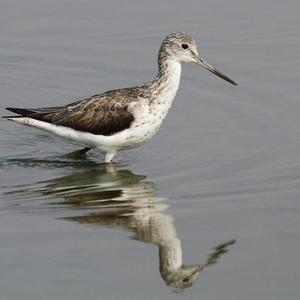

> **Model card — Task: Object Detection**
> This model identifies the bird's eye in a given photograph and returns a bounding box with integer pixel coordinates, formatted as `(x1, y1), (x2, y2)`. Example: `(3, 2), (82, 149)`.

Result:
(181, 43), (189, 49)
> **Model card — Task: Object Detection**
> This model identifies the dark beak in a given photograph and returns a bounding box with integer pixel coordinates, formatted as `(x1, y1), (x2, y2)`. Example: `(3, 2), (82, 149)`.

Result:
(193, 53), (237, 86)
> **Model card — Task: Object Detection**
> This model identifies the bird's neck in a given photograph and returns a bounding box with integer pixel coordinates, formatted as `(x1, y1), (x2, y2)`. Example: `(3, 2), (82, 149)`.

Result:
(151, 54), (182, 104)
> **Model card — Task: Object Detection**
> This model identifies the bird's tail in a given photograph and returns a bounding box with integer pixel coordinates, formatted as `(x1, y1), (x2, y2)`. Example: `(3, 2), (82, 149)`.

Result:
(3, 107), (34, 123)
(3, 106), (61, 124)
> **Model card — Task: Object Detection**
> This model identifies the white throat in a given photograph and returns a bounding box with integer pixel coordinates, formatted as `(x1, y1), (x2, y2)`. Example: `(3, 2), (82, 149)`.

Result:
(155, 59), (182, 105)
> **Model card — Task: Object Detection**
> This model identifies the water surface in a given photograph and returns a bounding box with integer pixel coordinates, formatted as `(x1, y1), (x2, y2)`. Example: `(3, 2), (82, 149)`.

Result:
(1, 0), (300, 299)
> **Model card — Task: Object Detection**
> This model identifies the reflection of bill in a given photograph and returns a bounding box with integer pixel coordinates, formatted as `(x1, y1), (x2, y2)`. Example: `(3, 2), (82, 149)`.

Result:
(39, 165), (235, 289)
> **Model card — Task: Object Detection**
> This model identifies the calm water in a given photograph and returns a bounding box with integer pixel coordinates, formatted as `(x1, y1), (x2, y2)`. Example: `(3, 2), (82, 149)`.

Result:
(1, 0), (300, 299)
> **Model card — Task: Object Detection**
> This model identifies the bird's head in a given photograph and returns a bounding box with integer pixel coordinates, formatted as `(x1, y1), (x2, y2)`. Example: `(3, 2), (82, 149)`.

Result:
(161, 32), (237, 85)
(162, 264), (202, 289)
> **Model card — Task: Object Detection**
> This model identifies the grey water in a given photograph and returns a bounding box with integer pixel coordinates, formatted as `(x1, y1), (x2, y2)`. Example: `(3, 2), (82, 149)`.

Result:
(1, 0), (300, 299)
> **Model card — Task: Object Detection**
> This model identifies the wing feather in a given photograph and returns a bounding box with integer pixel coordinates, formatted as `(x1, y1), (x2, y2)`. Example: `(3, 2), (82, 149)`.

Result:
(5, 90), (137, 136)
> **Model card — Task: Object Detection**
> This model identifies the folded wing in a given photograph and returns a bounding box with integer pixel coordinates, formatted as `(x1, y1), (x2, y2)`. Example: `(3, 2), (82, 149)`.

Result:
(5, 92), (136, 136)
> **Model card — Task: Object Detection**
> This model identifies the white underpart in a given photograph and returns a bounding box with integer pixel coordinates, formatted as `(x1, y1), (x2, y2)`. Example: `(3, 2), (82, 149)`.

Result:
(7, 59), (182, 162)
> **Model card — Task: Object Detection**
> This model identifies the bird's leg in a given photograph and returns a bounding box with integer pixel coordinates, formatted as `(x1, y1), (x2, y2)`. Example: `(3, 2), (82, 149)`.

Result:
(104, 151), (116, 163)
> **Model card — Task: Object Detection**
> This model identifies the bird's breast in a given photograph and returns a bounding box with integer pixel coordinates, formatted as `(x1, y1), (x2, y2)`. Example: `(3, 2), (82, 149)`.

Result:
(124, 99), (172, 146)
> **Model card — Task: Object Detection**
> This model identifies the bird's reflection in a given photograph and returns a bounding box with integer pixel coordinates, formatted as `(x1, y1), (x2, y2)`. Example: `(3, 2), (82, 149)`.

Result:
(23, 163), (235, 289)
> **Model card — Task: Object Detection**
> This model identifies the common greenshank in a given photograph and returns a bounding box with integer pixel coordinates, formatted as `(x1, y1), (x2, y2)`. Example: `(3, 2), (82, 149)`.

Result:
(4, 32), (237, 163)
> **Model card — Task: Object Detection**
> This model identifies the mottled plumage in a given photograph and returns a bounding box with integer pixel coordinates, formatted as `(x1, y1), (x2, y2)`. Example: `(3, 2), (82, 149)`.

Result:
(4, 32), (237, 162)
(6, 90), (137, 136)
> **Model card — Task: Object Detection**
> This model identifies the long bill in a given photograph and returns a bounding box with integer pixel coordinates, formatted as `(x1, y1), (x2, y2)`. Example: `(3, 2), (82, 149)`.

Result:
(194, 55), (237, 86)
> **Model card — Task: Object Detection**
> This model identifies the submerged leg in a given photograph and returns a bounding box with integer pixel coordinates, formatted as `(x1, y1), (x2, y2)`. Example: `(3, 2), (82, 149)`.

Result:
(104, 151), (117, 163)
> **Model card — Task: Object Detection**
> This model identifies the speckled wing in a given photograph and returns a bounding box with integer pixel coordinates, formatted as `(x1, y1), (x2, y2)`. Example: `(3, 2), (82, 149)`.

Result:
(5, 90), (136, 136)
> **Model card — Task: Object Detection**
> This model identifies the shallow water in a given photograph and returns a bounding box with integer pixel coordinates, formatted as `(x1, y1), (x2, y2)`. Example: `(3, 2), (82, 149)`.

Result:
(1, 0), (300, 299)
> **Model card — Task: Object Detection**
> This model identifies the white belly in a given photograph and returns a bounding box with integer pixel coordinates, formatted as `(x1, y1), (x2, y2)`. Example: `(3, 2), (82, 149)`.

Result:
(101, 100), (171, 150)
